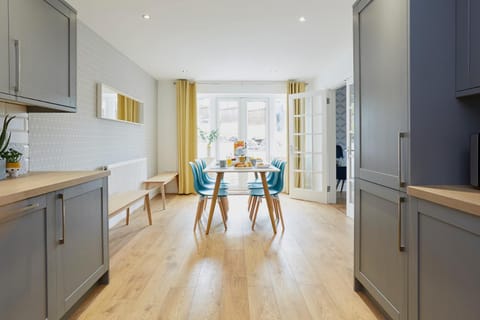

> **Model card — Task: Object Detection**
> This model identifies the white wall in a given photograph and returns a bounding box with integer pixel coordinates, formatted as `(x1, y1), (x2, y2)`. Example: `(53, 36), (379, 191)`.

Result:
(157, 80), (178, 192)
(29, 22), (158, 177)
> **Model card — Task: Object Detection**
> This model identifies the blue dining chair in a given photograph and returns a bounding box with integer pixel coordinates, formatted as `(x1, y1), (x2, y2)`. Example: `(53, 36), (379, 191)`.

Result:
(249, 161), (286, 231)
(189, 162), (229, 232)
(195, 159), (229, 189)
(247, 159), (282, 212)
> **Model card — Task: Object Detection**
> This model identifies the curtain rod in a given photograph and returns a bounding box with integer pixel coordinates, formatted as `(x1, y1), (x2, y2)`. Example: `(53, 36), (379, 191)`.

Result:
(172, 80), (309, 85)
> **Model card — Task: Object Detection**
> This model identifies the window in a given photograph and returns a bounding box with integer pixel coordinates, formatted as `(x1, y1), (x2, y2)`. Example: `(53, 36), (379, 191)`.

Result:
(197, 94), (287, 189)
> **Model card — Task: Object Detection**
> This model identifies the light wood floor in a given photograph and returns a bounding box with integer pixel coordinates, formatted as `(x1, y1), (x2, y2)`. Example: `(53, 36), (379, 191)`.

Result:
(70, 194), (384, 320)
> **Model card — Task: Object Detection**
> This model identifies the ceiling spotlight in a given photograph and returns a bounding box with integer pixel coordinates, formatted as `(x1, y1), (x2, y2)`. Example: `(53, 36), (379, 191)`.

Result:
(142, 14), (151, 20)
(299, 16), (306, 23)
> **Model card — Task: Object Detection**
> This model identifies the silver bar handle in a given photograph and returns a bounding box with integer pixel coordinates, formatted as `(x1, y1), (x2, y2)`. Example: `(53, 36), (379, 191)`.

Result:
(398, 196), (406, 252)
(58, 194), (65, 244)
(13, 39), (20, 93)
(0, 203), (40, 224)
(398, 132), (407, 187)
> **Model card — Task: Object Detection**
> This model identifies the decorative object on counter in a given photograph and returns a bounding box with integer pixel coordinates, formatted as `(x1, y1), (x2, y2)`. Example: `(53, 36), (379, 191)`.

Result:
(199, 129), (219, 158)
(2, 148), (23, 178)
(0, 115), (15, 180)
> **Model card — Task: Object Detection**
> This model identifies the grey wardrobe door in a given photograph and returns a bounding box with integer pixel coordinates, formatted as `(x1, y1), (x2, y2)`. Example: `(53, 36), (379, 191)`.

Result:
(0, 195), (55, 320)
(409, 199), (480, 320)
(354, 180), (407, 320)
(55, 178), (109, 315)
(9, 0), (76, 109)
(0, 0), (9, 96)
(354, 0), (409, 190)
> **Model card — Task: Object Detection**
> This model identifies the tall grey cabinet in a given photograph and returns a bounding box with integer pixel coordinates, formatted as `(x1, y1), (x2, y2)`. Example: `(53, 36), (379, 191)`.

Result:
(354, 0), (480, 318)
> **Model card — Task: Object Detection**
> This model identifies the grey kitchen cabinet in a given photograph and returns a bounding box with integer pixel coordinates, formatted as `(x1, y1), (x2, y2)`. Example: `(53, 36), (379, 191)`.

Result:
(0, 0), (9, 97)
(354, 0), (409, 191)
(456, 0), (480, 97)
(8, 0), (77, 111)
(408, 198), (480, 320)
(354, 180), (408, 320)
(55, 178), (109, 316)
(0, 194), (57, 320)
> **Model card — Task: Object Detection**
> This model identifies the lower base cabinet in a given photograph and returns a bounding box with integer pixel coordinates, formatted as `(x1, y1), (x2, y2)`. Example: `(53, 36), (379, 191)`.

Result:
(0, 195), (55, 320)
(409, 199), (480, 320)
(354, 180), (408, 320)
(0, 177), (109, 320)
(55, 178), (109, 317)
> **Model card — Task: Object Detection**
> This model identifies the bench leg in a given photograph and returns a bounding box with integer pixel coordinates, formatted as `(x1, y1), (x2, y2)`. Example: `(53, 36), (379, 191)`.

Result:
(161, 183), (166, 210)
(145, 194), (153, 225)
(126, 207), (130, 225)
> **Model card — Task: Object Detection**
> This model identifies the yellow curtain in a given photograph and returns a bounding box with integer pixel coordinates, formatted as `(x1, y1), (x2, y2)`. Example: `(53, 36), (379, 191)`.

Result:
(117, 94), (140, 123)
(287, 81), (306, 192)
(176, 80), (198, 194)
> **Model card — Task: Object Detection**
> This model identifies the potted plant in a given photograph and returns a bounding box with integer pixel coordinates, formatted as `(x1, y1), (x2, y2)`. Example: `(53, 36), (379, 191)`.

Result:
(0, 115), (15, 180)
(2, 148), (22, 177)
(199, 129), (219, 158)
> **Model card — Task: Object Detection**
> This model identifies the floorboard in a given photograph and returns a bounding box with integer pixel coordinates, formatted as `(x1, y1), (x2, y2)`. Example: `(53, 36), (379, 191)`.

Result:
(70, 194), (383, 320)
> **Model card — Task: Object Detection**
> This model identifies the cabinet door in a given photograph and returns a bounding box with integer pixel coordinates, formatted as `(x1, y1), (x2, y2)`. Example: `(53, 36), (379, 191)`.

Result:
(55, 178), (109, 315)
(409, 199), (480, 320)
(9, 0), (76, 110)
(0, 0), (9, 96)
(354, 180), (407, 320)
(354, 0), (409, 190)
(0, 195), (56, 320)
(456, 0), (480, 97)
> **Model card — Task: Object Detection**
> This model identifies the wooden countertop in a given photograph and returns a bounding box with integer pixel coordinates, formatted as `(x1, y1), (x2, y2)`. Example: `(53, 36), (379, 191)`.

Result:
(0, 171), (110, 206)
(408, 185), (480, 217)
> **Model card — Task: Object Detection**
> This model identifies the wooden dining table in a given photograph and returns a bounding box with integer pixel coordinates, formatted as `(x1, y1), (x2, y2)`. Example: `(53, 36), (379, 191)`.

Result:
(203, 165), (280, 235)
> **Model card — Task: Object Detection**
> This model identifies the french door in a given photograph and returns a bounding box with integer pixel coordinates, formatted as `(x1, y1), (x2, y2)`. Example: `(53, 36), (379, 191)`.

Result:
(288, 91), (329, 203)
(216, 98), (269, 189)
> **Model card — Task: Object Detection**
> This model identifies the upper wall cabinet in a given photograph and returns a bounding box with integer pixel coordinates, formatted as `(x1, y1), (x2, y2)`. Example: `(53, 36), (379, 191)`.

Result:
(0, 0), (77, 112)
(456, 0), (480, 97)
(0, 0), (9, 96)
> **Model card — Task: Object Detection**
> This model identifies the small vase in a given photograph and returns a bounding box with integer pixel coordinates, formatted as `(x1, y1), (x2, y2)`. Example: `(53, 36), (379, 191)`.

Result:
(207, 144), (212, 158)
(6, 162), (21, 178)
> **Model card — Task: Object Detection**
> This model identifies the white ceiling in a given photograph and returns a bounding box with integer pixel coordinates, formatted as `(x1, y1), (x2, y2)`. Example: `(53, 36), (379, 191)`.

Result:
(68, 0), (355, 87)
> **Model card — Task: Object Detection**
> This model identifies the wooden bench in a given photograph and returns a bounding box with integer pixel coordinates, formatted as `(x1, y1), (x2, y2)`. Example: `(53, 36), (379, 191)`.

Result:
(109, 190), (152, 225)
(144, 172), (178, 210)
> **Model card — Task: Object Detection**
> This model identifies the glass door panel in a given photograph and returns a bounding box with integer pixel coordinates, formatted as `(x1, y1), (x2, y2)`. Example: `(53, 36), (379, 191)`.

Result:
(289, 91), (328, 203)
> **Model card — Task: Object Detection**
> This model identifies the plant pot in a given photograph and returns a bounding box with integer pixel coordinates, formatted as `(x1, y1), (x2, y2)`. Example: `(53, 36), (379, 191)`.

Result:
(6, 161), (21, 178)
(0, 159), (5, 180)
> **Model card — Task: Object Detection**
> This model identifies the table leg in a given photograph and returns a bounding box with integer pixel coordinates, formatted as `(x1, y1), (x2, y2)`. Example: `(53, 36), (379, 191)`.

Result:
(260, 172), (277, 234)
(206, 172), (224, 235)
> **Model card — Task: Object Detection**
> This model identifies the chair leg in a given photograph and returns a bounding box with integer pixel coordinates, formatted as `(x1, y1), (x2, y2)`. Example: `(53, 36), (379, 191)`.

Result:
(194, 197), (205, 231)
(126, 207), (130, 225)
(249, 196), (257, 220)
(221, 197), (229, 220)
(336, 179), (340, 189)
(273, 198), (280, 223)
(248, 195), (252, 211)
(341, 179), (345, 192)
(251, 197), (262, 230)
(276, 198), (285, 231)
(218, 198), (228, 231)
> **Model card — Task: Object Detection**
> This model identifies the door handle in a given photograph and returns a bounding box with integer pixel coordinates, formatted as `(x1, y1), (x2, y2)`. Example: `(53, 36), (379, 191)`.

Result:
(13, 39), (20, 93)
(58, 194), (66, 244)
(397, 196), (406, 252)
(398, 132), (407, 187)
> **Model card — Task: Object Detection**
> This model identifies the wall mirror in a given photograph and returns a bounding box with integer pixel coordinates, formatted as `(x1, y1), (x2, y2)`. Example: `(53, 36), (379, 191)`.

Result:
(97, 83), (144, 124)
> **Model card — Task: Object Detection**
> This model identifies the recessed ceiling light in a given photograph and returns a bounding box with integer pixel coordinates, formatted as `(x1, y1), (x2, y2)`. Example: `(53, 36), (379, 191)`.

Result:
(299, 16), (306, 23)
(142, 14), (151, 20)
